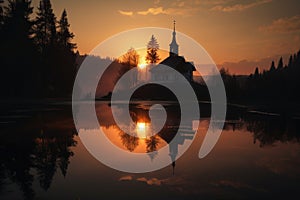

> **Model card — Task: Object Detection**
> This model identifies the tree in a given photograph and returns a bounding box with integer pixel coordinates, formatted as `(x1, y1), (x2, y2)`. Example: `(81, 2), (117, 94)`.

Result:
(288, 55), (293, 68)
(33, 0), (59, 96)
(145, 35), (160, 64)
(33, 0), (57, 52)
(277, 57), (283, 70)
(254, 67), (259, 77)
(0, 0), (38, 97)
(145, 135), (160, 160)
(54, 9), (77, 96)
(120, 47), (139, 68)
(270, 61), (275, 71)
(57, 9), (76, 51)
(119, 131), (139, 152)
(0, 0), (4, 27)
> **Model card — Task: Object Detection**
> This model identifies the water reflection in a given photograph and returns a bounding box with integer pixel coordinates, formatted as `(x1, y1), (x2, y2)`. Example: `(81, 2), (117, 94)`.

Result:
(0, 106), (77, 199)
(96, 102), (197, 173)
(0, 102), (300, 199)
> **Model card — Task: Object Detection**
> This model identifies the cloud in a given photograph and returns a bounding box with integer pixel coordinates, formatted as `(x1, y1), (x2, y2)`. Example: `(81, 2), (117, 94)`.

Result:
(136, 177), (164, 186)
(118, 0), (203, 17)
(118, 10), (133, 16)
(211, 0), (272, 12)
(118, 0), (271, 17)
(137, 7), (166, 15)
(259, 15), (300, 33)
(199, 0), (235, 6)
(119, 175), (133, 181)
(136, 6), (199, 16)
(118, 176), (165, 186)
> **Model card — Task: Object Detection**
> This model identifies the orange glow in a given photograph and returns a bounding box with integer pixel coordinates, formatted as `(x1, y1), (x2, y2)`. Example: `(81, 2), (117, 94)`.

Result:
(33, 1), (299, 75)
(136, 122), (147, 139)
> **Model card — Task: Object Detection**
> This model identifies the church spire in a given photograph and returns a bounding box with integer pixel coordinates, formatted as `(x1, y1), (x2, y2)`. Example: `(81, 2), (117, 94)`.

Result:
(169, 20), (179, 56)
(173, 19), (176, 32)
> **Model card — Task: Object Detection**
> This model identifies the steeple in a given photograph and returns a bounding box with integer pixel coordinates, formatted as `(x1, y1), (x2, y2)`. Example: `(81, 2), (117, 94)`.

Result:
(169, 20), (179, 56)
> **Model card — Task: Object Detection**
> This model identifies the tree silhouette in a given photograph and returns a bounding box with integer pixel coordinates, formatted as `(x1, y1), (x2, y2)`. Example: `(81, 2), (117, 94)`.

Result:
(270, 60), (275, 71)
(120, 47), (139, 68)
(146, 35), (160, 64)
(145, 135), (160, 160)
(34, 0), (57, 52)
(0, 0), (39, 97)
(57, 9), (76, 51)
(244, 49), (300, 101)
(31, 1), (77, 97)
(54, 9), (77, 96)
(119, 131), (139, 152)
(115, 47), (140, 88)
(0, 0), (3, 26)
(32, 0), (59, 96)
(277, 56), (283, 70)
(254, 67), (259, 77)
(288, 55), (293, 68)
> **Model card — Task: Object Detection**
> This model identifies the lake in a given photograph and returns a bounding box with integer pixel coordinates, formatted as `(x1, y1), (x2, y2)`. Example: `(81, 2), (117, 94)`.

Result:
(0, 101), (300, 199)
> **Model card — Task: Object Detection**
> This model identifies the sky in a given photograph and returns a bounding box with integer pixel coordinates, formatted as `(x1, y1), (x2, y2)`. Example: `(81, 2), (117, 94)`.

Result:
(30, 0), (300, 74)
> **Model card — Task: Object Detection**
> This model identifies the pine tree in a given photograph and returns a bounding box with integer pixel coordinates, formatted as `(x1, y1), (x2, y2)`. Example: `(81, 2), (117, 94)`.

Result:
(277, 57), (283, 70)
(254, 67), (259, 77)
(270, 61), (275, 71)
(0, 0), (4, 27)
(33, 0), (57, 52)
(0, 0), (38, 97)
(288, 55), (293, 68)
(32, 0), (58, 96)
(57, 9), (76, 51)
(54, 9), (77, 96)
(146, 35), (160, 64)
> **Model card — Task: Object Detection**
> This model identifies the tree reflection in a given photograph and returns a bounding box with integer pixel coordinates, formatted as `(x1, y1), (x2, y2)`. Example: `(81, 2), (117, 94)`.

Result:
(1, 102), (300, 199)
(113, 103), (300, 156)
(145, 135), (160, 160)
(119, 131), (139, 152)
(0, 108), (77, 199)
(1, 136), (35, 199)
(244, 113), (300, 147)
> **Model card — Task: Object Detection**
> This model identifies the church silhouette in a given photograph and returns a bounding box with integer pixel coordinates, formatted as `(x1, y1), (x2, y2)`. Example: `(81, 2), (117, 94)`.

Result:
(150, 20), (196, 83)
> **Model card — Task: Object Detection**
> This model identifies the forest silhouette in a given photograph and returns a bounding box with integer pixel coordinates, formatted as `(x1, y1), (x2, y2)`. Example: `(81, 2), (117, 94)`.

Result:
(0, 0), (76, 98)
(0, 0), (299, 104)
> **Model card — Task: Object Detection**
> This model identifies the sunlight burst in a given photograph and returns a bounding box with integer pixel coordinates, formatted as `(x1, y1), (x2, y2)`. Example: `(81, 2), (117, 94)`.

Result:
(138, 63), (147, 69)
(136, 122), (147, 139)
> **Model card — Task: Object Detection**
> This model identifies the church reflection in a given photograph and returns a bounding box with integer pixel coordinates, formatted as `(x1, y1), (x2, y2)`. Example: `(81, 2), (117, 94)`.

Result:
(99, 102), (199, 173)
(99, 103), (300, 172)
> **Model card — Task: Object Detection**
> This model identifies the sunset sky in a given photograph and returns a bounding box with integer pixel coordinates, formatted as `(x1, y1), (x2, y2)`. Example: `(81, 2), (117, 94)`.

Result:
(30, 0), (300, 74)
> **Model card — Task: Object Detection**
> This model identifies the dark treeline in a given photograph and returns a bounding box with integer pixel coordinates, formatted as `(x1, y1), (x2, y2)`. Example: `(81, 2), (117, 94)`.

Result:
(220, 49), (300, 103)
(0, 0), (76, 98)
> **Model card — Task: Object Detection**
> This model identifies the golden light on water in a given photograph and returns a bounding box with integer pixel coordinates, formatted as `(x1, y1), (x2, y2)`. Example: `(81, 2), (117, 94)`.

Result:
(136, 122), (147, 139)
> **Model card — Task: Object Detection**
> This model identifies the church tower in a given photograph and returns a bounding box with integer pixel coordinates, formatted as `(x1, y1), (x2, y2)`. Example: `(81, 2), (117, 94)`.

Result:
(169, 20), (179, 56)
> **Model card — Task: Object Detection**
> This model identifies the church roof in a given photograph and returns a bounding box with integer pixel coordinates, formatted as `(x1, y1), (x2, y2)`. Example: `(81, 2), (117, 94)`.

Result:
(150, 55), (196, 73)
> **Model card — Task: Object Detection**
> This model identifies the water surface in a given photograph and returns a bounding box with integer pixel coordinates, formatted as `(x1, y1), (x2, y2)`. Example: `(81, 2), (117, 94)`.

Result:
(0, 101), (299, 199)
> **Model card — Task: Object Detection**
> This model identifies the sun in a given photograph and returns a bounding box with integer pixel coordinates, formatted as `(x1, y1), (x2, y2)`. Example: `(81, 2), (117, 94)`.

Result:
(138, 63), (147, 69)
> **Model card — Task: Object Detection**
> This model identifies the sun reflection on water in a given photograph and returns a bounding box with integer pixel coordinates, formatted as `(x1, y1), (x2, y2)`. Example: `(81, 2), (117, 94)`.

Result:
(136, 121), (147, 139)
